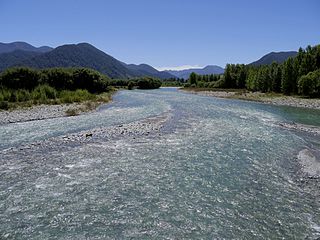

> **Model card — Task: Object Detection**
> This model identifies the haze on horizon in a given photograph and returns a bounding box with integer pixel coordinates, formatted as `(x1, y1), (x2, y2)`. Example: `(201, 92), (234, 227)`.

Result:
(1, 0), (319, 70)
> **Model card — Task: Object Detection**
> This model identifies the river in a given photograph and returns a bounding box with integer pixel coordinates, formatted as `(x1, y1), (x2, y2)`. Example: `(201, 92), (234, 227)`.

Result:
(1, 88), (320, 239)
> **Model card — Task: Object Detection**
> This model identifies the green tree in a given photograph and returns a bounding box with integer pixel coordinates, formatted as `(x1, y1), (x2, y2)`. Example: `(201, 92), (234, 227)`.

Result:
(189, 72), (197, 86)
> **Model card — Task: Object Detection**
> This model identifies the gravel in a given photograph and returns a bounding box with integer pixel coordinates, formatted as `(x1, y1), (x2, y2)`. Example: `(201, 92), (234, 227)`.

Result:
(0, 103), (92, 125)
(185, 90), (320, 110)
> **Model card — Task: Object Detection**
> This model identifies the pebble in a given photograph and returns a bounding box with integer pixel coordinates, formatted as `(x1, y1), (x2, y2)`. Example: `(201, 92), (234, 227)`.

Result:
(0, 103), (92, 125)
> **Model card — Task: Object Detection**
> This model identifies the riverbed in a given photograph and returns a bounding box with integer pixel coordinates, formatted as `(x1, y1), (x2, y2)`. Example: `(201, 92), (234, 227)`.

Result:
(0, 88), (320, 239)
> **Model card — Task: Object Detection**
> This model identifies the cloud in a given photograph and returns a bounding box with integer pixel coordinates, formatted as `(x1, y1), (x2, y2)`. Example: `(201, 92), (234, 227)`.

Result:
(155, 65), (204, 71)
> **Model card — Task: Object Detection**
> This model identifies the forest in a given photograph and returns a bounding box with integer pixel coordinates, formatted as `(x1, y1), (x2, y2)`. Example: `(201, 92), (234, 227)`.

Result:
(187, 45), (320, 97)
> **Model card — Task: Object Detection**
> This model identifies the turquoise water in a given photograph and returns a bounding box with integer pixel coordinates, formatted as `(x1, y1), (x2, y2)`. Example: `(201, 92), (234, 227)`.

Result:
(0, 88), (320, 239)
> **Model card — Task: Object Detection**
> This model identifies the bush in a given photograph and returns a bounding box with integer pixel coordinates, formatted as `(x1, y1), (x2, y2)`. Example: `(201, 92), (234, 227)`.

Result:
(0, 67), (41, 90)
(0, 101), (9, 110)
(59, 89), (95, 103)
(16, 89), (31, 102)
(31, 85), (57, 102)
(128, 81), (135, 90)
(298, 69), (320, 97)
(0, 67), (111, 93)
(136, 77), (162, 89)
(0, 88), (11, 101)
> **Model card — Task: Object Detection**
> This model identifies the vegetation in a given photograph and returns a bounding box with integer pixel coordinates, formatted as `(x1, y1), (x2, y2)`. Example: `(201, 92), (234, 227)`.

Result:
(110, 76), (162, 90)
(0, 66), (164, 110)
(185, 44), (320, 97)
(0, 67), (112, 110)
(185, 72), (223, 88)
(136, 77), (162, 89)
(298, 69), (320, 97)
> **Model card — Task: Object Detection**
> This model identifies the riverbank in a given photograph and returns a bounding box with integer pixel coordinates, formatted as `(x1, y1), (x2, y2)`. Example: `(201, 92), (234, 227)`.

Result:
(183, 88), (320, 110)
(0, 91), (115, 125)
(0, 102), (96, 125)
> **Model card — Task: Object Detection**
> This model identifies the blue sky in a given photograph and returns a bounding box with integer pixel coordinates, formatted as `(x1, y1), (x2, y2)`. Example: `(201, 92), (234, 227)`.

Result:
(1, 0), (319, 70)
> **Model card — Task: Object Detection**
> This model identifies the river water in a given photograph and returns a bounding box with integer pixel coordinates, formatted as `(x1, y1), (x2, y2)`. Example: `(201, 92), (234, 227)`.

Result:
(1, 88), (320, 239)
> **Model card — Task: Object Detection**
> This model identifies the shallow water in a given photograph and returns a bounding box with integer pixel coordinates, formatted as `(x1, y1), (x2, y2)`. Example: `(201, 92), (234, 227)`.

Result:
(1, 88), (320, 239)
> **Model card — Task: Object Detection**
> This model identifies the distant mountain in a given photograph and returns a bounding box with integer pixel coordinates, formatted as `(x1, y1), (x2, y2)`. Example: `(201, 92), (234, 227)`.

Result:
(166, 65), (224, 79)
(249, 51), (297, 66)
(126, 63), (175, 79)
(0, 41), (53, 54)
(0, 42), (176, 79)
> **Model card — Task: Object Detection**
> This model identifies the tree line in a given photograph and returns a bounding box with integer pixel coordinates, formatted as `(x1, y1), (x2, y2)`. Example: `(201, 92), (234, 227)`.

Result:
(0, 67), (110, 93)
(188, 44), (320, 97)
(0, 67), (163, 109)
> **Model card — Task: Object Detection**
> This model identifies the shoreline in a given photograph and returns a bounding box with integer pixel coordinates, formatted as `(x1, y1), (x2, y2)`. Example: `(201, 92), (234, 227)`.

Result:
(0, 90), (117, 125)
(182, 89), (320, 110)
(0, 100), (111, 125)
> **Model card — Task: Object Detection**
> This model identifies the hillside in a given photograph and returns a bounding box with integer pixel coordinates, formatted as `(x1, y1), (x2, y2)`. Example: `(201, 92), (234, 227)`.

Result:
(166, 65), (224, 79)
(249, 51), (298, 66)
(0, 50), (43, 70)
(126, 63), (175, 79)
(0, 42), (175, 79)
(0, 41), (52, 54)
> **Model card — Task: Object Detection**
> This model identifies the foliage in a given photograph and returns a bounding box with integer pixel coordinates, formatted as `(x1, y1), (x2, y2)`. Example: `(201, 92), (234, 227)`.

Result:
(0, 67), (110, 93)
(58, 89), (96, 103)
(298, 69), (320, 97)
(136, 77), (162, 89)
(0, 67), (41, 90)
(185, 44), (320, 97)
(128, 81), (135, 90)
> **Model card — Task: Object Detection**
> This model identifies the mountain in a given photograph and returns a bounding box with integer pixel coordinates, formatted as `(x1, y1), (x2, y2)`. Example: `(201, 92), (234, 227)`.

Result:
(249, 51), (298, 66)
(19, 43), (137, 78)
(126, 63), (175, 79)
(0, 41), (53, 54)
(0, 50), (44, 70)
(0, 42), (175, 79)
(166, 65), (224, 79)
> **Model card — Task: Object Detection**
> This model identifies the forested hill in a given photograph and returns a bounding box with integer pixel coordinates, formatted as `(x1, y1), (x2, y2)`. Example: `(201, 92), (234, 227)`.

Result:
(0, 42), (52, 54)
(0, 42), (175, 79)
(249, 51), (298, 66)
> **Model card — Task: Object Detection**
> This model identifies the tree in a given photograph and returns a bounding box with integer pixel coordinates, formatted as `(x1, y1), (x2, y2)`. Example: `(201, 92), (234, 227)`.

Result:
(189, 72), (197, 86)
(298, 69), (320, 97)
(281, 58), (294, 94)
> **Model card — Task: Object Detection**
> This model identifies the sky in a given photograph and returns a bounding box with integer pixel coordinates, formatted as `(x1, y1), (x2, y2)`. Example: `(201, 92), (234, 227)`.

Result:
(1, 0), (319, 70)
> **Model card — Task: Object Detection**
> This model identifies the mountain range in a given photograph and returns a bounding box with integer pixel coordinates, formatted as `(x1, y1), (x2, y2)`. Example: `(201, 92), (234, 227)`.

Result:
(165, 65), (225, 79)
(0, 41), (298, 79)
(0, 42), (175, 79)
(0, 41), (52, 54)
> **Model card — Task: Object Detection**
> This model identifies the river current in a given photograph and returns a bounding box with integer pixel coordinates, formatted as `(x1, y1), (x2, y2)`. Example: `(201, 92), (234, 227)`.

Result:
(1, 88), (320, 239)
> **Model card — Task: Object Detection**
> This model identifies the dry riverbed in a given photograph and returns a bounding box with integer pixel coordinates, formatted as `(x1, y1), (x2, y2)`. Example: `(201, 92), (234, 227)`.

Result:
(0, 102), (100, 125)
(184, 89), (320, 110)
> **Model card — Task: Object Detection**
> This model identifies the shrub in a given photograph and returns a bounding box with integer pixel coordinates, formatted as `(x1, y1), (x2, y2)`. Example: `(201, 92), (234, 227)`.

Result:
(0, 101), (9, 110)
(298, 69), (320, 97)
(136, 77), (162, 89)
(128, 81), (135, 90)
(16, 89), (31, 102)
(0, 67), (41, 90)
(31, 85), (57, 102)
(59, 89), (95, 103)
